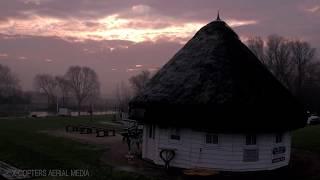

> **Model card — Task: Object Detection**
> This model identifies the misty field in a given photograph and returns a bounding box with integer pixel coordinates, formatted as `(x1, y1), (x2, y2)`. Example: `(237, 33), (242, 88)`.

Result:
(0, 116), (150, 180)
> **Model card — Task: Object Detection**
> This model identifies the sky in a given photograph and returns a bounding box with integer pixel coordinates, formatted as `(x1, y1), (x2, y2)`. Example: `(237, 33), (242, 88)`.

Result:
(0, 0), (319, 96)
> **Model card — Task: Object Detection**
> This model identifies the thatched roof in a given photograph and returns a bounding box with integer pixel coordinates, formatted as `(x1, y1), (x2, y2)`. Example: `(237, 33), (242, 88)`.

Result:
(129, 18), (307, 133)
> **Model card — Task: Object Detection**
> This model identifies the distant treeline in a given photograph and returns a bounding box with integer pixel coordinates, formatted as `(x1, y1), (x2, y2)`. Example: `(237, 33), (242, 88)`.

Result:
(0, 63), (151, 117)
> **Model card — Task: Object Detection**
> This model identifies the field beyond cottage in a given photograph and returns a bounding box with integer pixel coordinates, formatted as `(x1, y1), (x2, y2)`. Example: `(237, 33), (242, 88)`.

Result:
(0, 116), (319, 180)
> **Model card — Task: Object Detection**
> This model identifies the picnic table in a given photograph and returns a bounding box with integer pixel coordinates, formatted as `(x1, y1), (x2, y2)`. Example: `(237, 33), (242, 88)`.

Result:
(65, 125), (116, 137)
(96, 128), (115, 137)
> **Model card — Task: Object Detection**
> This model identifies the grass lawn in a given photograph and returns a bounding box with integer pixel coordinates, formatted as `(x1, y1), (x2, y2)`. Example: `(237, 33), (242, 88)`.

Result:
(0, 116), (320, 180)
(0, 116), (151, 180)
(292, 124), (320, 153)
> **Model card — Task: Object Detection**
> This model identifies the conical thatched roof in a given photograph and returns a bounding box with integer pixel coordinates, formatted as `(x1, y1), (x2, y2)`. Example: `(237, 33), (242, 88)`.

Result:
(129, 19), (307, 133)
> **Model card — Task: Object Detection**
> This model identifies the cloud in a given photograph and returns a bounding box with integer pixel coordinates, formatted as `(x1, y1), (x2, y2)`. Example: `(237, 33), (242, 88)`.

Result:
(0, 0), (139, 21)
(307, 6), (320, 13)
(228, 19), (257, 27)
(18, 56), (27, 60)
(126, 68), (139, 72)
(0, 11), (257, 43)
(45, 58), (53, 62)
(121, 20), (173, 30)
(23, 0), (51, 6)
(131, 5), (151, 14)
(0, 53), (8, 57)
(0, 0), (266, 44)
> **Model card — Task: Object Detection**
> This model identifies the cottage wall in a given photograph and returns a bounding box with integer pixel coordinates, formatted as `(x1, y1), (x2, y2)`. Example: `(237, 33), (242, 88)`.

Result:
(142, 125), (291, 171)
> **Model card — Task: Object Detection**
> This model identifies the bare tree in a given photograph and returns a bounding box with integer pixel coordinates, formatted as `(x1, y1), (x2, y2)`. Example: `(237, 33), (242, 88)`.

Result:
(290, 40), (316, 96)
(247, 36), (266, 65)
(265, 35), (294, 89)
(0, 64), (20, 98)
(0, 64), (30, 116)
(247, 35), (318, 97)
(114, 81), (132, 113)
(34, 74), (58, 109)
(65, 66), (100, 116)
(129, 70), (151, 95)
(248, 35), (320, 112)
(55, 76), (70, 108)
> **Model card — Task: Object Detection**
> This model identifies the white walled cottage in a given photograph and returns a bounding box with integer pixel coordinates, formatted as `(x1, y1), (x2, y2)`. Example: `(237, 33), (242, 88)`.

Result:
(142, 127), (291, 171)
(129, 15), (307, 172)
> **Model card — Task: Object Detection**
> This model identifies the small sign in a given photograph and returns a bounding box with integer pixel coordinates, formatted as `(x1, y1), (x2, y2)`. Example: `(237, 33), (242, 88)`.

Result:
(272, 157), (285, 163)
(273, 146), (286, 155)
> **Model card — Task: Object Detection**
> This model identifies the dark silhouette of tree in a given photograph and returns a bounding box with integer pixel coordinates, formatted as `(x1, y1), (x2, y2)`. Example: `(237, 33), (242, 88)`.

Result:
(55, 76), (70, 107)
(0, 64), (20, 99)
(0, 64), (28, 116)
(289, 40), (316, 96)
(265, 35), (293, 89)
(65, 66), (100, 116)
(34, 74), (58, 109)
(247, 35), (320, 113)
(247, 36), (266, 65)
(129, 70), (151, 95)
(114, 81), (132, 113)
(247, 35), (317, 93)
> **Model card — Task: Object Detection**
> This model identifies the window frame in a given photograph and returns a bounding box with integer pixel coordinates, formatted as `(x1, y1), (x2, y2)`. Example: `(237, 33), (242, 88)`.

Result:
(275, 133), (283, 143)
(169, 128), (181, 141)
(205, 133), (219, 145)
(245, 134), (257, 145)
(148, 124), (155, 139)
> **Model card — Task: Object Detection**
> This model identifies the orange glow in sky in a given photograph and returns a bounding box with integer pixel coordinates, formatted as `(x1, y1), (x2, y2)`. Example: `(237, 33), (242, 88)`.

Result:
(0, 13), (257, 43)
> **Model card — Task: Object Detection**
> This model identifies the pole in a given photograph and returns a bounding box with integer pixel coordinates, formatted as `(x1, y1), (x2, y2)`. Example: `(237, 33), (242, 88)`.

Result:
(56, 96), (59, 115)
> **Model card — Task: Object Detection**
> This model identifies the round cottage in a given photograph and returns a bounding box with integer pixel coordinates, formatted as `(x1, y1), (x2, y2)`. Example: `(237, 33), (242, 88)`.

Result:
(129, 16), (307, 172)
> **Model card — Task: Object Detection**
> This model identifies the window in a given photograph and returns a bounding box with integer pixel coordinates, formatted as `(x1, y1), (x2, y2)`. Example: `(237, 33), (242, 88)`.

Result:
(246, 135), (256, 145)
(275, 133), (283, 143)
(205, 133), (219, 144)
(243, 149), (259, 162)
(170, 128), (180, 140)
(148, 125), (155, 139)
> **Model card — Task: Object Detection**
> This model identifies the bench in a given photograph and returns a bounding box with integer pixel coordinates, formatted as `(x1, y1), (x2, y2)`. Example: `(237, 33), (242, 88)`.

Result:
(66, 125), (115, 137)
(65, 125), (80, 132)
(96, 128), (115, 137)
(79, 126), (93, 134)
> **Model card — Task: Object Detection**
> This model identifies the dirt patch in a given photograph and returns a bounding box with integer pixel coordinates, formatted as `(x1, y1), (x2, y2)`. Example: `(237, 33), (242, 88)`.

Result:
(289, 149), (320, 179)
(41, 129), (170, 178)
(41, 129), (129, 166)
